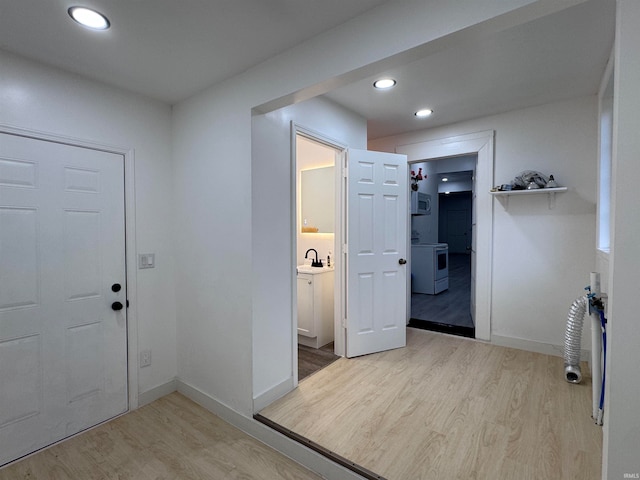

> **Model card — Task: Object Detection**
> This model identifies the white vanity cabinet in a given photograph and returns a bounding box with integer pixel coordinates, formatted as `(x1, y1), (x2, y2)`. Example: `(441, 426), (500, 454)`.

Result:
(297, 268), (334, 349)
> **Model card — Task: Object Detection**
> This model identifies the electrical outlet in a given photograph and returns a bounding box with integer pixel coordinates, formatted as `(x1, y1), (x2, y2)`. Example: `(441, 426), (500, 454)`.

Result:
(140, 349), (152, 368)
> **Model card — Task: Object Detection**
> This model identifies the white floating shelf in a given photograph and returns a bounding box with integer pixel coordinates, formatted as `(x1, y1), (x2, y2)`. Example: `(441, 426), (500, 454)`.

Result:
(489, 187), (568, 210)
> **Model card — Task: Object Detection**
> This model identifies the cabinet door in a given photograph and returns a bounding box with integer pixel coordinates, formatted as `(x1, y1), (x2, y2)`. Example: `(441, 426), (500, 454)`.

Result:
(297, 275), (315, 337)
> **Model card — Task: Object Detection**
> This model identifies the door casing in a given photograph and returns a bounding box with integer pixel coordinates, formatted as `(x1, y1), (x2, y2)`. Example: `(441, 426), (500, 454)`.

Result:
(291, 124), (347, 386)
(398, 131), (494, 341)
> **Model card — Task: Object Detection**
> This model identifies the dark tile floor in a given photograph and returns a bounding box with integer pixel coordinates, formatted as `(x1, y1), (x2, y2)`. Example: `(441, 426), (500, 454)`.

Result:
(410, 253), (474, 337)
(298, 342), (339, 381)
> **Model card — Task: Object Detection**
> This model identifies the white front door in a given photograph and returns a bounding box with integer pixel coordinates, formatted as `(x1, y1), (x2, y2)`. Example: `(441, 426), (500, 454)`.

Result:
(0, 132), (128, 466)
(346, 149), (407, 358)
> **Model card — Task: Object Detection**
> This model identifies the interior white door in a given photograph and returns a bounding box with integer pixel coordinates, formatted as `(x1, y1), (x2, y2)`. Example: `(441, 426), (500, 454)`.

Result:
(0, 132), (128, 466)
(346, 149), (407, 358)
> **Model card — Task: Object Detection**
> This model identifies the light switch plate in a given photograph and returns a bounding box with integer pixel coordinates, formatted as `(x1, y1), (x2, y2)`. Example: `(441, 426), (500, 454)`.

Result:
(138, 253), (155, 269)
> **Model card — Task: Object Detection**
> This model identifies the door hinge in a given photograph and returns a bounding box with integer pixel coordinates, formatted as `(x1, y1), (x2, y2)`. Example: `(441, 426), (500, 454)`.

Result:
(342, 166), (348, 178)
(342, 318), (347, 328)
(342, 244), (348, 255)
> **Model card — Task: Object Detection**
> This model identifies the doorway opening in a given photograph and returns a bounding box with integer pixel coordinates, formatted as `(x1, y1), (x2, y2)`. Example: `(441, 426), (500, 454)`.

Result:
(408, 157), (476, 338)
(292, 127), (411, 382)
(396, 130), (495, 341)
(294, 131), (343, 382)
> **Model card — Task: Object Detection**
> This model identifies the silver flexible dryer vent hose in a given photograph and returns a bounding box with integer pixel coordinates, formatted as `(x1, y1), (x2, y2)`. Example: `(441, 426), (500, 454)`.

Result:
(564, 295), (588, 383)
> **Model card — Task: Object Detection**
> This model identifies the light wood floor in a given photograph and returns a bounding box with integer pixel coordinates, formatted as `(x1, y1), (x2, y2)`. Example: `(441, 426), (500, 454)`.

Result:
(261, 328), (602, 480)
(0, 392), (321, 480)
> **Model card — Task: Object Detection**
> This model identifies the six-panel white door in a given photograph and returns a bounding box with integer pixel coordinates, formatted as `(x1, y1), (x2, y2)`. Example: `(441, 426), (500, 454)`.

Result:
(346, 149), (408, 358)
(0, 132), (128, 466)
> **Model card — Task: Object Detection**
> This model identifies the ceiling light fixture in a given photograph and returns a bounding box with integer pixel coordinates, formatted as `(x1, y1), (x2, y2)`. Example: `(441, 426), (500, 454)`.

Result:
(442, 177), (449, 182)
(415, 109), (433, 118)
(68, 6), (111, 30)
(373, 78), (396, 90)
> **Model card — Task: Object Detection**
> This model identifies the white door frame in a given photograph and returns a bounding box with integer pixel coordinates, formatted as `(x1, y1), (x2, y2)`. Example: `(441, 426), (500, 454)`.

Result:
(397, 131), (494, 341)
(0, 123), (139, 410)
(291, 124), (347, 386)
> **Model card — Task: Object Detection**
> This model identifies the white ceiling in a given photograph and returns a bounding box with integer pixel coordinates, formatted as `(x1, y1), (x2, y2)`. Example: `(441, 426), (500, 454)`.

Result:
(325, 0), (615, 139)
(0, 0), (389, 103)
(0, 0), (615, 140)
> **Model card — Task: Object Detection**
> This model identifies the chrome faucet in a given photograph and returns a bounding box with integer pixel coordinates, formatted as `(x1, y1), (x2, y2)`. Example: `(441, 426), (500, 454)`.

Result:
(305, 248), (323, 267)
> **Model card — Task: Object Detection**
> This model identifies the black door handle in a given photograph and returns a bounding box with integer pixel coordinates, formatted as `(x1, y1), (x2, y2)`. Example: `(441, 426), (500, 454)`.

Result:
(398, 258), (407, 265)
(111, 301), (123, 311)
(111, 283), (122, 292)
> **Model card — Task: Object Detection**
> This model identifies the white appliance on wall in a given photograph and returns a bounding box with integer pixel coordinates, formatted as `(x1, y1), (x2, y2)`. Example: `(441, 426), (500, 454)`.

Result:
(411, 243), (449, 295)
(411, 191), (431, 215)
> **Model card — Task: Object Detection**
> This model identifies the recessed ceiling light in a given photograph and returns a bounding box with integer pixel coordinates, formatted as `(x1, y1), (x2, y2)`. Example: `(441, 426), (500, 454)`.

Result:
(68, 6), (111, 30)
(373, 78), (396, 90)
(442, 177), (449, 182)
(445, 191), (451, 195)
(415, 109), (433, 118)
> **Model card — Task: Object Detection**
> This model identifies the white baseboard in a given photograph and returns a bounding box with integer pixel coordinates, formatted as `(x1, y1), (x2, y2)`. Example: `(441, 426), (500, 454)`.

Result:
(177, 379), (363, 480)
(490, 334), (590, 362)
(138, 378), (178, 407)
(252, 377), (294, 412)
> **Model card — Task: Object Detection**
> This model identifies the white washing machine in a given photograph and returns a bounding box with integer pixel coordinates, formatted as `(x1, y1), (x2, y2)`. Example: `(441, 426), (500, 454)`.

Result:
(411, 243), (449, 295)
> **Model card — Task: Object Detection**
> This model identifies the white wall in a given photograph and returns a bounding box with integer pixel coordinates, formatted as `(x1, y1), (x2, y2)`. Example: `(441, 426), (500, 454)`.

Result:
(370, 96), (598, 353)
(172, 0), (559, 415)
(4, 0), (633, 475)
(251, 97), (366, 405)
(169, 0), (620, 472)
(0, 51), (178, 398)
(438, 181), (473, 194)
(436, 155), (476, 194)
(603, 1), (640, 476)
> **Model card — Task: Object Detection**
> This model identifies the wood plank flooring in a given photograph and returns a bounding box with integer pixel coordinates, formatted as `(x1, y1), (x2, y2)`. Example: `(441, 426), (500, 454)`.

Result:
(260, 328), (602, 480)
(298, 342), (339, 381)
(0, 392), (322, 480)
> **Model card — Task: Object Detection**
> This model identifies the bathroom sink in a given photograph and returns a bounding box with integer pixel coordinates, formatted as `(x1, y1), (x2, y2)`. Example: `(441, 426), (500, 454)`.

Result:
(297, 265), (334, 274)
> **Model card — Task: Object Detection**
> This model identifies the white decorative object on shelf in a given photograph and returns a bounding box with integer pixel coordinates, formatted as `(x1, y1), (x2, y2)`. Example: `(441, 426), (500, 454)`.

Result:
(489, 187), (568, 210)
